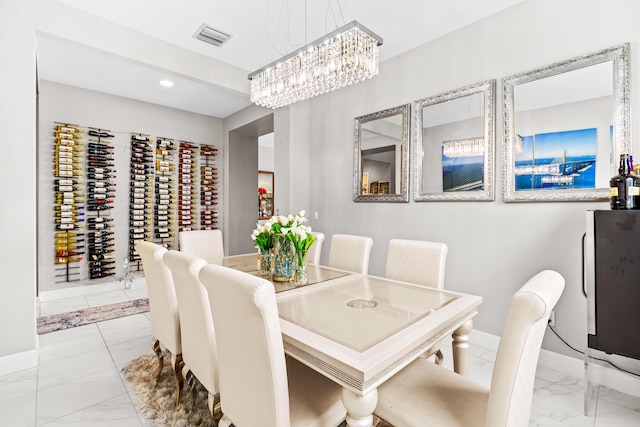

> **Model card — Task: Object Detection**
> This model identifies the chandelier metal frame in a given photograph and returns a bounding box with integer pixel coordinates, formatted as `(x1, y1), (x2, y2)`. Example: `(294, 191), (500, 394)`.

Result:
(248, 20), (383, 109)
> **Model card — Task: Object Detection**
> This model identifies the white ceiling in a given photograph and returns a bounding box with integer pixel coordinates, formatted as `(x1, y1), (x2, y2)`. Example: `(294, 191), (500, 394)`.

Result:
(37, 0), (526, 118)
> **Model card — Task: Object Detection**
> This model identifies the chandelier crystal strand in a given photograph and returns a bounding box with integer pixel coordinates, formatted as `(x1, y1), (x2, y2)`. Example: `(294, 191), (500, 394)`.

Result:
(249, 21), (382, 109)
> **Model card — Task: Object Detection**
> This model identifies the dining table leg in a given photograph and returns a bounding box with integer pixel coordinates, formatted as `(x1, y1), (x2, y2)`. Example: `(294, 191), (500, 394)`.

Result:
(341, 387), (378, 427)
(452, 319), (473, 377)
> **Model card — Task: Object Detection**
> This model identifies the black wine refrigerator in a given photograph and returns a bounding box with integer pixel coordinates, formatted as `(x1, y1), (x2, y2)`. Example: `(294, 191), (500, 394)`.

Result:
(585, 210), (640, 360)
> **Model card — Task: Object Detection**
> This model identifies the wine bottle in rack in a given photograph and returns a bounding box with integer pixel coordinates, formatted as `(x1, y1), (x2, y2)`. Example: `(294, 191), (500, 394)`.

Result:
(85, 127), (116, 280)
(177, 142), (197, 232)
(199, 143), (219, 230)
(55, 256), (84, 264)
(55, 242), (83, 250)
(153, 137), (176, 249)
(128, 133), (154, 270)
(88, 130), (114, 138)
(53, 123), (86, 282)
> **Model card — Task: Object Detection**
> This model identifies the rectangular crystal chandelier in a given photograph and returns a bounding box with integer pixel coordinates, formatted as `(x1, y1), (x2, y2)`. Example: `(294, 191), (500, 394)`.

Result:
(248, 21), (383, 109)
(443, 138), (486, 158)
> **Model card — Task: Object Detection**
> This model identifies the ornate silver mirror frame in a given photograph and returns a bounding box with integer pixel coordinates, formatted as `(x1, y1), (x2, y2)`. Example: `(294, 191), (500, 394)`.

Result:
(502, 43), (630, 202)
(413, 80), (495, 201)
(353, 103), (410, 202)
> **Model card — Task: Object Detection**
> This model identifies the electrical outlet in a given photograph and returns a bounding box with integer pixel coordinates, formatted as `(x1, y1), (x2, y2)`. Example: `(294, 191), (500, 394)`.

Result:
(549, 310), (556, 327)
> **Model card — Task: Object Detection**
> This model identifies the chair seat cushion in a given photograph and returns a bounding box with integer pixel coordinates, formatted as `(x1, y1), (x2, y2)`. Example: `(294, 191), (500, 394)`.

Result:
(286, 356), (346, 427)
(376, 358), (489, 427)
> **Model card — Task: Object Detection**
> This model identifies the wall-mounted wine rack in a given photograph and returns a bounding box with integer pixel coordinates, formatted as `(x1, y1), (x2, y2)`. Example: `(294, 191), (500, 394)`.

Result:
(129, 134), (153, 270)
(53, 123), (85, 283)
(85, 128), (116, 279)
(50, 121), (220, 284)
(178, 142), (197, 232)
(154, 138), (176, 247)
(200, 145), (219, 230)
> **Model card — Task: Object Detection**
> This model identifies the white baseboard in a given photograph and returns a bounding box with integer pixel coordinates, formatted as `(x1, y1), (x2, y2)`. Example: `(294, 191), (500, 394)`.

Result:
(537, 346), (585, 379)
(470, 329), (500, 350)
(0, 349), (38, 376)
(471, 330), (640, 399)
(38, 276), (145, 302)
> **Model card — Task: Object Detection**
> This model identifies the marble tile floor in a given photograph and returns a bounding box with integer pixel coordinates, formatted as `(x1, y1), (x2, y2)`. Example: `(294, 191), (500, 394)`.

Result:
(2, 281), (640, 426)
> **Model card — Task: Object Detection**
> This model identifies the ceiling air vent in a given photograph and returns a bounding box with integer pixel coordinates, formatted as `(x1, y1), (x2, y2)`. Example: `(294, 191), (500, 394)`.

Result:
(193, 23), (232, 47)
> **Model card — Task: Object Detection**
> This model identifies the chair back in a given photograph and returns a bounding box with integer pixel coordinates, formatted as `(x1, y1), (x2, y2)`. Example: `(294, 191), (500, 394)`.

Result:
(135, 241), (181, 355)
(384, 239), (448, 289)
(178, 229), (224, 264)
(486, 270), (565, 426)
(163, 250), (219, 395)
(327, 234), (373, 274)
(199, 264), (290, 427)
(307, 231), (325, 265)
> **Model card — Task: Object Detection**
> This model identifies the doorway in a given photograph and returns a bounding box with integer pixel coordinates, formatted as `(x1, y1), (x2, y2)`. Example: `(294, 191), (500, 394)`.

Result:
(227, 113), (274, 255)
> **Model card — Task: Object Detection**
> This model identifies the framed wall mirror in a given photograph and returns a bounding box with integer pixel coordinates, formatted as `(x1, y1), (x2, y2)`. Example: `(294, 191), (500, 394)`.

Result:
(353, 103), (410, 202)
(502, 43), (630, 202)
(413, 80), (495, 201)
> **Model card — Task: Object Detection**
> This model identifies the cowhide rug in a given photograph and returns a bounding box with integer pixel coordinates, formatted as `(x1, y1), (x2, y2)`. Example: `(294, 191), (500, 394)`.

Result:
(122, 352), (393, 427)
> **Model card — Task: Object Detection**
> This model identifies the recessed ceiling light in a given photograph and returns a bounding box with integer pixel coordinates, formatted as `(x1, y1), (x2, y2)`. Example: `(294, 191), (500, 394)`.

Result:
(159, 79), (174, 87)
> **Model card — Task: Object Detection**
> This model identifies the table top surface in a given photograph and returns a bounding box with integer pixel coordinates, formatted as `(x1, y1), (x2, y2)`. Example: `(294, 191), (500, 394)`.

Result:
(277, 274), (459, 351)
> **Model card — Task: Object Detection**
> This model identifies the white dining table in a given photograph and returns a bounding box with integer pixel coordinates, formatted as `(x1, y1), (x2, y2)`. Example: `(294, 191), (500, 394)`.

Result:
(223, 255), (482, 427)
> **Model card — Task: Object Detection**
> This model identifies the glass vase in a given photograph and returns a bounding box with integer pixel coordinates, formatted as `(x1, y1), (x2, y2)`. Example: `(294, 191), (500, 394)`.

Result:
(295, 250), (309, 285)
(258, 249), (272, 277)
(272, 234), (296, 282)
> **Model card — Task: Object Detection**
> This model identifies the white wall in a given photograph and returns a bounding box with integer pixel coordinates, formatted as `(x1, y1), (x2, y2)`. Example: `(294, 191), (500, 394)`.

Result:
(258, 133), (274, 172)
(0, 0), (38, 369)
(37, 81), (224, 293)
(303, 0), (640, 369)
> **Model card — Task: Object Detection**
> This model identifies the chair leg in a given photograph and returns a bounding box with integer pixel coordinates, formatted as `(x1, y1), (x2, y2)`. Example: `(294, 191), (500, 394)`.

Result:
(434, 349), (444, 365)
(172, 353), (184, 406)
(207, 393), (216, 417)
(218, 414), (234, 427)
(211, 393), (222, 421)
(185, 369), (198, 410)
(151, 338), (164, 379)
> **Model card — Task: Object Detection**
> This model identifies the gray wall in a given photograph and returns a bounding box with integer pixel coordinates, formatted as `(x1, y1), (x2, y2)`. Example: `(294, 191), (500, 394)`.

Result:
(228, 132), (259, 254)
(299, 0), (640, 366)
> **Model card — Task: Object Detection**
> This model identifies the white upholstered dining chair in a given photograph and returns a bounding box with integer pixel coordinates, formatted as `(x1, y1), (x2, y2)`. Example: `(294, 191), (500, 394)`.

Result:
(198, 264), (347, 427)
(178, 229), (224, 264)
(385, 238), (448, 364)
(163, 250), (220, 417)
(307, 231), (325, 265)
(327, 233), (373, 274)
(374, 269), (565, 427)
(134, 241), (183, 405)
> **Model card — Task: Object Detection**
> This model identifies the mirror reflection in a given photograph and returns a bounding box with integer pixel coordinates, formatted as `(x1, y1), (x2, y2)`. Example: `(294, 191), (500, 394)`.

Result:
(503, 44), (630, 202)
(413, 80), (495, 201)
(354, 104), (410, 202)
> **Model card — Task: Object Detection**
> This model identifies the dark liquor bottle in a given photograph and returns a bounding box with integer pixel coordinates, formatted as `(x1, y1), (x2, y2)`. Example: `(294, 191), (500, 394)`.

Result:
(610, 153), (640, 209)
(88, 142), (112, 150)
(88, 130), (114, 138)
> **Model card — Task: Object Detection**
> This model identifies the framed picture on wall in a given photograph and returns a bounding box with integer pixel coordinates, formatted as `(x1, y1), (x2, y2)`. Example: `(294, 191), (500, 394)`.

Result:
(258, 170), (274, 219)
